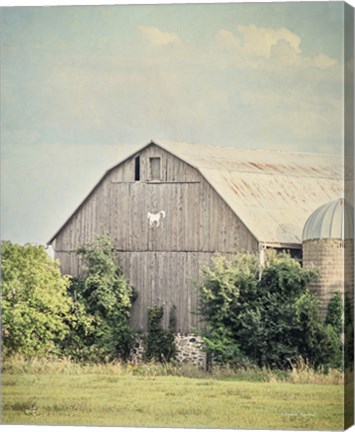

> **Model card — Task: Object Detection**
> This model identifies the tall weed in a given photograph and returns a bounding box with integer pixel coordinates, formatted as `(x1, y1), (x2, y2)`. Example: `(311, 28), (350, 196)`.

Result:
(3, 355), (343, 385)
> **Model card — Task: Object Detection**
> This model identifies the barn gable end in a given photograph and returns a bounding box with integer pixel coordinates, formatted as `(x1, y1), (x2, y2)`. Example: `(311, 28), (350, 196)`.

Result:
(51, 143), (258, 331)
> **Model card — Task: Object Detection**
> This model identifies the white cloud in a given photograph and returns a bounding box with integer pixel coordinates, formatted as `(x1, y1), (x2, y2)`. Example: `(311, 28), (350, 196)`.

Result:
(216, 24), (338, 71)
(215, 29), (240, 48)
(138, 25), (181, 46)
(310, 54), (338, 70)
(237, 24), (301, 58)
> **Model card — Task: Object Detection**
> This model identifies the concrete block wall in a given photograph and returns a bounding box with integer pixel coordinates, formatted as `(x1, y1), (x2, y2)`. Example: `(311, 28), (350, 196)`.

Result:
(303, 239), (344, 316)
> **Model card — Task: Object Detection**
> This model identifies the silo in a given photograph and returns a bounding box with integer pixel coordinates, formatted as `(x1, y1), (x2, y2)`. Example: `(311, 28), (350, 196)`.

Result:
(302, 198), (354, 316)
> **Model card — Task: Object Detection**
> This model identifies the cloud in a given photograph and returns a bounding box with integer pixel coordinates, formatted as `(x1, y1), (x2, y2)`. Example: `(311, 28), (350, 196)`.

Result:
(310, 54), (338, 70)
(237, 24), (301, 58)
(216, 24), (337, 71)
(138, 26), (181, 46)
(215, 29), (240, 49)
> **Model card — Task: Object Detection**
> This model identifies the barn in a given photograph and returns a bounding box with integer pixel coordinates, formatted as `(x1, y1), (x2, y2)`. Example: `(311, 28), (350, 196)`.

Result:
(48, 139), (343, 336)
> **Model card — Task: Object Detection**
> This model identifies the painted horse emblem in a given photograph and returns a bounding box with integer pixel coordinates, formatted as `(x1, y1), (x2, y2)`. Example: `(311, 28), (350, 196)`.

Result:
(147, 210), (166, 227)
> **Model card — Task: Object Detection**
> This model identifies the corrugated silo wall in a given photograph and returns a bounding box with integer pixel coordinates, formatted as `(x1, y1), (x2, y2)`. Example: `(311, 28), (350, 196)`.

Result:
(302, 239), (346, 316)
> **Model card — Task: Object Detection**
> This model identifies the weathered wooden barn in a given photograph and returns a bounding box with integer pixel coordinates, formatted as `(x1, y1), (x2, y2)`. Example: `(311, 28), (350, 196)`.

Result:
(48, 140), (343, 332)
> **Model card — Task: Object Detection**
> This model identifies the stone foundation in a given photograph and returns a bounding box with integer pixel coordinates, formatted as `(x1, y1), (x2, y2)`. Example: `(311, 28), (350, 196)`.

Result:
(130, 333), (206, 368)
(130, 337), (145, 364)
(174, 333), (206, 369)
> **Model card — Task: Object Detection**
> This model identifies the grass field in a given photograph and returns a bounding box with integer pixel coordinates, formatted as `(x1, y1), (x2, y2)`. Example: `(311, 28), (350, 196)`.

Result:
(2, 361), (344, 430)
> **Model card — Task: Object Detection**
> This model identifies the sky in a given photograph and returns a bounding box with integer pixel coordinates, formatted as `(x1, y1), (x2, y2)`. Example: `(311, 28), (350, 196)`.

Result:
(0, 1), (349, 245)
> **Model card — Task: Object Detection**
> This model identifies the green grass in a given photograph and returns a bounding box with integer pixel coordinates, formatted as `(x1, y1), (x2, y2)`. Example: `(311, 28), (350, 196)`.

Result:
(2, 368), (344, 429)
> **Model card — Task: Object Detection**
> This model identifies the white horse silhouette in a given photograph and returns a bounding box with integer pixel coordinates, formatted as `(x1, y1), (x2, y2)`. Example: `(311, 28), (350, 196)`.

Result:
(147, 210), (166, 227)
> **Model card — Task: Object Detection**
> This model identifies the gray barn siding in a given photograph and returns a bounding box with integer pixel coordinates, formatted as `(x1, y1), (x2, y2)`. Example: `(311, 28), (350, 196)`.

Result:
(54, 144), (258, 331)
(117, 251), (236, 331)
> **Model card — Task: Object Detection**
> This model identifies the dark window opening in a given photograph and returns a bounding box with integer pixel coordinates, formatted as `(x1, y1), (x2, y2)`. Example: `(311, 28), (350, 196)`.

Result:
(135, 156), (140, 181)
(149, 157), (161, 180)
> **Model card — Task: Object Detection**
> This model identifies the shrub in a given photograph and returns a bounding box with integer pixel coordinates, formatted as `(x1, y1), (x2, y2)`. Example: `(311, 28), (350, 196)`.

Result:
(344, 294), (354, 370)
(144, 305), (176, 363)
(325, 291), (343, 335)
(61, 234), (136, 362)
(198, 251), (342, 370)
(1, 241), (72, 358)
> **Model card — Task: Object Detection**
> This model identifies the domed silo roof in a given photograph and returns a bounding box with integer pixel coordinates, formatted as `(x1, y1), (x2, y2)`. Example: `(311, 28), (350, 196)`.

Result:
(302, 198), (354, 241)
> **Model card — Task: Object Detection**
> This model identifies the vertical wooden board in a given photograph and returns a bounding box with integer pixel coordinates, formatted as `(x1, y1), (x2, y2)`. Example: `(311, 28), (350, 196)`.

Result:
(199, 182), (206, 251)
(129, 252), (140, 327)
(173, 252), (181, 329)
(62, 224), (68, 251)
(130, 184), (137, 251)
(148, 251), (154, 307)
(112, 184), (119, 247)
(203, 182), (211, 251)
(141, 183), (149, 251)
(80, 202), (86, 245)
(133, 251), (142, 330)
(120, 183), (126, 251)
(193, 183), (201, 251)
(211, 188), (219, 251)
(72, 213), (78, 250)
(87, 196), (93, 243)
(120, 184), (128, 250)
(182, 252), (189, 329)
(219, 194), (227, 251)
(127, 183), (132, 250)
(56, 233), (63, 252)
(172, 184), (179, 251)
(182, 184), (189, 250)
(147, 187), (152, 251)
(194, 254), (203, 329)
(185, 252), (191, 329)
(154, 185), (162, 250)
(84, 201), (89, 243)
(158, 250), (165, 314)
(110, 184), (117, 246)
(183, 252), (190, 329)
(189, 252), (196, 330)
(177, 185), (184, 250)
(160, 186), (167, 250)
(163, 154), (168, 181)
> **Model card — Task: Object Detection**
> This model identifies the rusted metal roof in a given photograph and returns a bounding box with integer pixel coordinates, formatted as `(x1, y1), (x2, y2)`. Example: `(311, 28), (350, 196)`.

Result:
(155, 140), (343, 246)
(48, 139), (343, 247)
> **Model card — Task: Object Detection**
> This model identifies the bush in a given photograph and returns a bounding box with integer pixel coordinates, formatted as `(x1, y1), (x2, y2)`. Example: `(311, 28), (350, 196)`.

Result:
(144, 305), (176, 363)
(61, 234), (136, 362)
(198, 251), (342, 370)
(1, 241), (72, 358)
(344, 294), (354, 370)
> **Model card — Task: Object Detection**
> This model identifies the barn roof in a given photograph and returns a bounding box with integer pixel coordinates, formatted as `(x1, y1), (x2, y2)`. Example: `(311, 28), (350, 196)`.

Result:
(154, 140), (343, 247)
(48, 139), (343, 247)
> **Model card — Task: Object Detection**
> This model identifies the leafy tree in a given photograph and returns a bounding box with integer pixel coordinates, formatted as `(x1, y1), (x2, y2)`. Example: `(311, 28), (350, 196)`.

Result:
(61, 234), (136, 362)
(344, 294), (354, 370)
(325, 291), (343, 335)
(1, 241), (72, 358)
(198, 253), (259, 366)
(198, 251), (342, 369)
(296, 290), (342, 369)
